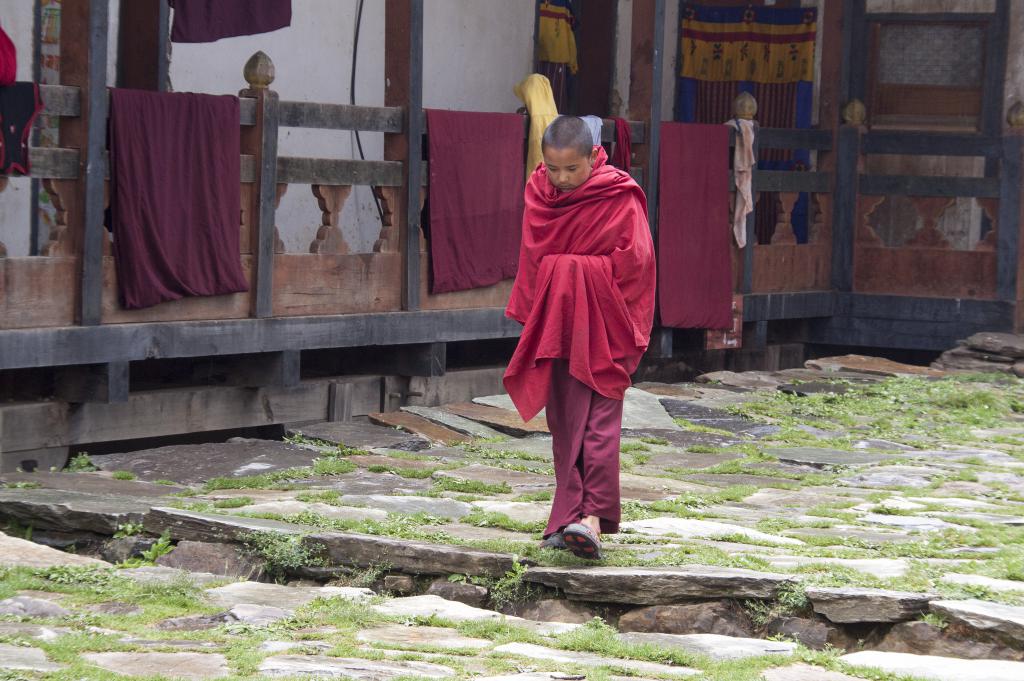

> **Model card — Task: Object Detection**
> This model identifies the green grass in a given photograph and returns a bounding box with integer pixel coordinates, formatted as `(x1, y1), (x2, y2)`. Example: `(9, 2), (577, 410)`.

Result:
(111, 470), (137, 481)
(430, 476), (513, 495)
(213, 496), (253, 509)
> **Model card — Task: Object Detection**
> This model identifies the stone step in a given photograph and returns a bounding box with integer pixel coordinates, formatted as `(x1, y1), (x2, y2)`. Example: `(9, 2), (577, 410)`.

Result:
(929, 599), (1024, 642)
(619, 632), (796, 661)
(371, 595), (577, 636)
(400, 405), (507, 440)
(0, 530), (110, 569)
(0, 488), (157, 534)
(204, 581), (373, 610)
(286, 421), (430, 451)
(147, 507), (518, 578)
(805, 587), (934, 624)
(259, 655), (455, 679)
(523, 566), (796, 604)
(839, 651), (1024, 681)
(443, 402), (549, 436)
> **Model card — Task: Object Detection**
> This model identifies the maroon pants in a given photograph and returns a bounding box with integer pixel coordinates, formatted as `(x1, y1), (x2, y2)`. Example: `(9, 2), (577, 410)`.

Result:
(544, 360), (624, 538)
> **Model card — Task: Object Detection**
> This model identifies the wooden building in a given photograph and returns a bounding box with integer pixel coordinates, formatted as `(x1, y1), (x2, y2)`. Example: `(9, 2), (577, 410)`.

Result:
(1, 0), (1022, 471)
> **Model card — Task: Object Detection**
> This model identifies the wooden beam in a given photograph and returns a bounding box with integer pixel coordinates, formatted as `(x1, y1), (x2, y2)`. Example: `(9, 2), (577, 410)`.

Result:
(327, 382), (355, 422)
(279, 102), (404, 132)
(997, 136), (1022, 302)
(831, 125), (861, 292)
(628, 0), (666, 238)
(277, 157), (402, 186)
(742, 292), (836, 322)
(983, 0), (1010, 137)
(858, 175), (1000, 198)
(861, 132), (1000, 157)
(0, 307), (522, 371)
(80, 0), (109, 326)
(206, 350), (301, 389)
(750, 171), (830, 194)
(39, 85), (81, 117)
(755, 129), (833, 151)
(116, 0), (169, 91)
(394, 342), (446, 377)
(54, 361), (129, 404)
(836, 293), (1012, 326)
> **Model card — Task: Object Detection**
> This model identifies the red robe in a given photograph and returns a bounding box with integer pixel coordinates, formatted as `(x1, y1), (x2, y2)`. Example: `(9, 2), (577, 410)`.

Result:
(504, 147), (656, 421)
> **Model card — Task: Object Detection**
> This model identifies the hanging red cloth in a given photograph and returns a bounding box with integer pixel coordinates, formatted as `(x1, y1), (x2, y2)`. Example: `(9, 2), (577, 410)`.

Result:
(504, 147), (655, 422)
(609, 117), (631, 172)
(169, 0), (292, 43)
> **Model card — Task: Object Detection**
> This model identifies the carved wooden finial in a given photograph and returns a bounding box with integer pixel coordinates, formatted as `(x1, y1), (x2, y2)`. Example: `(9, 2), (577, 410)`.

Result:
(842, 99), (866, 126)
(734, 91), (757, 120)
(243, 51), (275, 89)
(1008, 101), (1024, 128)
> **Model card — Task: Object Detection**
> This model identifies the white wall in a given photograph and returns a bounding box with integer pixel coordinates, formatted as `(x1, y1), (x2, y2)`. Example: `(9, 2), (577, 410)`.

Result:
(0, 0), (35, 257)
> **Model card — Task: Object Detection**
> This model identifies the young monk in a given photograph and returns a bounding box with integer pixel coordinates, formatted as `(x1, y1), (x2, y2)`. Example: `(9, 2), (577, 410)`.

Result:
(503, 116), (656, 560)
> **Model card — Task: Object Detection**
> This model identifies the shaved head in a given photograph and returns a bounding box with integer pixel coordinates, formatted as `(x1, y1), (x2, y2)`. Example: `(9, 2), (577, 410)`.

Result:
(542, 116), (594, 158)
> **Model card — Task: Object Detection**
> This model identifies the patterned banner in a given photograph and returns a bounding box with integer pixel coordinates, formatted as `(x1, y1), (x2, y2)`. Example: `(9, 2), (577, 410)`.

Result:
(679, 4), (816, 84)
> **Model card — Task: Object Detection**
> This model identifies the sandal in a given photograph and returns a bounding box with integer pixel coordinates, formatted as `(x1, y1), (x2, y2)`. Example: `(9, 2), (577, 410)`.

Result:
(539, 532), (567, 551)
(563, 523), (603, 560)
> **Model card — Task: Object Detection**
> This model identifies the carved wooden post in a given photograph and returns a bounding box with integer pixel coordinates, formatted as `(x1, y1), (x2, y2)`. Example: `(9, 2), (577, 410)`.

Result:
(61, 0), (109, 325)
(999, 102), (1023, 305)
(385, 0), (424, 311)
(240, 52), (280, 318)
(734, 91), (758, 294)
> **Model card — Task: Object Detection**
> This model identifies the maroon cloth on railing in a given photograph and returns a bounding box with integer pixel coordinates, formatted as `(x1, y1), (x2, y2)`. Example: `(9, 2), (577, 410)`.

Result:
(610, 117), (631, 172)
(0, 24), (16, 86)
(169, 0), (292, 43)
(109, 88), (248, 310)
(0, 83), (42, 174)
(425, 108), (524, 293)
(657, 122), (733, 329)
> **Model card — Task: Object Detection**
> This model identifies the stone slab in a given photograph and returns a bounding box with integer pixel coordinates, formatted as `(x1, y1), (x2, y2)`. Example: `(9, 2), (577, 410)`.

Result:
(0, 643), (64, 672)
(236, 499), (389, 522)
(145, 507), (314, 543)
(330, 494), (472, 519)
(118, 567), (227, 587)
(307, 532), (516, 578)
(841, 466), (941, 489)
(929, 599), (1024, 641)
(618, 473), (717, 501)
(939, 573), (1024, 593)
(205, 581), (373, 610)
(93, 440), (320, 485)
(621, 517), (803, 546)
(471, 500), (550, 524)
(839, 651), (1024, 681)
(0, 595), (71, 618)
(622, 388), (683, 431)
(258, 655), (455, 679)
(524, 566), (796, 603)
(83, 652), (229, 680)
(760, 664), (862, 681)
(964, 332), (1024, 358)
(697, 371), (780, 389)
(371, 595), (577, 636)
(619, 429), (742, 450)
(0, 622), (71, 641)
(493, 642), (698, 677)
(806, 355), (944, 378)
(401, 405), (508, 440)
(368, 411), (471, 445)
(0, 471), (185, 496)
(293, 470), (433, 495)
(619, 632), (796, 661)
(0, 530), (110, 568)
(356, 624), (492, 650)
(860, 514), (962, 532)
(156, 541), (262, 579)
(0, 488), (156, 534)
(443, 403), (549, 436)
(806, 587), (933, 623)
(433, 465), (553, 493)
(762, 556), (911, 579)
(287, 422), (430, 451)
(769, 447), (895, 469)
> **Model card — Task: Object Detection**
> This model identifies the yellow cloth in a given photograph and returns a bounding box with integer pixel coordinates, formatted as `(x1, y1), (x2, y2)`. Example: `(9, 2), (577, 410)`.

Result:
(537, 1), (578, 74)
(514, 74), (559, 182)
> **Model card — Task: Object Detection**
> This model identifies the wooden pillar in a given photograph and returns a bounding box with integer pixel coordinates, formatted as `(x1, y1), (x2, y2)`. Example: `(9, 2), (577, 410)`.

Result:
(116, 0), (170, 91)
(831, 111), (863, 293)
(60, 0), (109, 326)
(240, 52), (280, 319)
(628, 0), (666, 238)
(385, 0), (425, 312)
(998, 134), (1022, 304)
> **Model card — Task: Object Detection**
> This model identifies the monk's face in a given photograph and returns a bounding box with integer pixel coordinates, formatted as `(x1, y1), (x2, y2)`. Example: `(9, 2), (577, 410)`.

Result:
(543, 145), (599, 192)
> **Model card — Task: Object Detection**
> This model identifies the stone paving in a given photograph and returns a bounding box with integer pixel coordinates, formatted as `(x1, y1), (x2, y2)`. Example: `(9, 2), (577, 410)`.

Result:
(1, 359), (1024, 679)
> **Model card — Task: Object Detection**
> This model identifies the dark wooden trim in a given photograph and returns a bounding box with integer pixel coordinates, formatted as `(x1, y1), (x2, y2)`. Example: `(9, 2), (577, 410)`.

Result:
(279, 102), (404, 132)
(156, 0), (170, 92)
(0, 308), (521, 371)
(750, 171), (830, 194)
(404, 0), (425, 312)
(839, 0), (857, 106)
(38, 85), (81, 117)
(862, 12), (996, 23)
(646, 0), (666, 239)
(742, 292), (835, 322)
(327, 382), (355, 422)
(80, 0), (110, 327)
(996, 136), (1022, 302)
(645, 328), (674, 359)
(754, 129), (833, 151)
(849, 0), (868, 104)
(831, 125), (860, 292)
(215, 350), (301, 389)
(835, 293), (1012, 326)
(858, 174), (1000, 198)
(54, 361), (129, 404)
(982, 0), (1010, 137)
(861, 132), (1000, 157)
(394, 342), (446, 377)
